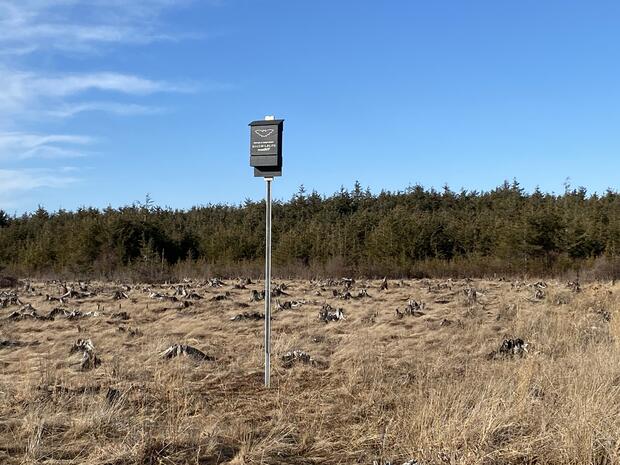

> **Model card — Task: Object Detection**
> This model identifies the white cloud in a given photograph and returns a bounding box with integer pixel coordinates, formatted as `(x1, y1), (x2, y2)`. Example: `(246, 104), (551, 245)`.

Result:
(0, 167), (79, 209)
(0, 1), (191, 53)
(0, 0), (198, 119)
(0, 168), (78, 199)
(47, 102), (163, 118)
(32, 73), (191, 96)
(0, 1), (210, 208)
(0, 70), (190, 115)
(0, 132), (94, 160)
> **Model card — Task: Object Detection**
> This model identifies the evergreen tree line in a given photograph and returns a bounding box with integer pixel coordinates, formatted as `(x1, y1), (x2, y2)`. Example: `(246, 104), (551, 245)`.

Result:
(1, 181), (619, 280)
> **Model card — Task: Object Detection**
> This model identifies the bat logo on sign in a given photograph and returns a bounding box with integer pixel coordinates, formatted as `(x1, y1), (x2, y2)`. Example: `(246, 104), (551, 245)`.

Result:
(255, 129), (275, 138)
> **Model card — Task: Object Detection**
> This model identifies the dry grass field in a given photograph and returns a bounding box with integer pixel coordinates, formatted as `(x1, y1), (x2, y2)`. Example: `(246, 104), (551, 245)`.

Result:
(1, 276), (619, 465)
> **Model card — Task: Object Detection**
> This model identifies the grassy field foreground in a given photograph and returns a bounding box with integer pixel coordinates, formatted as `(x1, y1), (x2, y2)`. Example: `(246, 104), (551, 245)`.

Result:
(0, 277), (619, 465)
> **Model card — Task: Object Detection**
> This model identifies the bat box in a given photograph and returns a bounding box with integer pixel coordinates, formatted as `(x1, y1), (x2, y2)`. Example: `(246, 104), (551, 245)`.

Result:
(249, 119), (284, 177)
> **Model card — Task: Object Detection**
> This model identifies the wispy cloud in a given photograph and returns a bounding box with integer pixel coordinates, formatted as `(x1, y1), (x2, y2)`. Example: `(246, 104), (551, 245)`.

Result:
(0, 168), (78, 208)
(0, 168), (77, 191)
(27, 72), (191, 97)
(0, 132), (94, 160)
(0, 69), (191, 114)
(46, 102), (163, 118)
(0, 1), (191, 54)
(0, 0), (199, 119)
(0, 1), (209, 208)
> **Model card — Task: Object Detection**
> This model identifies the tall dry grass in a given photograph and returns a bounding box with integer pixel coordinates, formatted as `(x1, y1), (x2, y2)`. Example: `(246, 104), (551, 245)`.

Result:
(0, 278), (619, 464)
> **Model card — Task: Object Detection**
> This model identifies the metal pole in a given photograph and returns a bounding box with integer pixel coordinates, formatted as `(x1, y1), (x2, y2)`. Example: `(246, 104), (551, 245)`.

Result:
(264, 177), (273, 388)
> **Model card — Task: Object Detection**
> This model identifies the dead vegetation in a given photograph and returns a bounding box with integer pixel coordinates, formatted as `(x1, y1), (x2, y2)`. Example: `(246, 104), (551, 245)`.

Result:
(69, 338), (101, 371)
(0, 277), (619, 464)
(230, 311), (265, 321)
(395, 299), (426, 318)
(318, 303), (345, 322)
(161, 343), (214, 362)
(281, 349), (320, 368)
(487, 337), (529, 359)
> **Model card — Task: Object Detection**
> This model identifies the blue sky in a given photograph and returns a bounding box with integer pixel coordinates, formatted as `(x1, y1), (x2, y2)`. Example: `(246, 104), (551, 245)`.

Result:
(1, 1), (619, 213)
